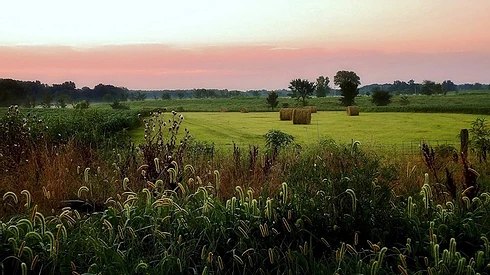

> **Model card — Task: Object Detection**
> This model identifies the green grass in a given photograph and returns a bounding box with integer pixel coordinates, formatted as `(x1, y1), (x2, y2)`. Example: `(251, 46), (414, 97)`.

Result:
(91, 92), (490, 114)
(131, 111), (487, 148)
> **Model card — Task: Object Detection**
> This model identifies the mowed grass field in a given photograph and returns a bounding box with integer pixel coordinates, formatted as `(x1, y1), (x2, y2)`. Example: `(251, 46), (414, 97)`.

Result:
(131, 111), (487, 149)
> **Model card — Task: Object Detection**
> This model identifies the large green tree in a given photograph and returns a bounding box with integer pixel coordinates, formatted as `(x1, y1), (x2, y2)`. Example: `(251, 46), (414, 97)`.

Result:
(334, 71), (361, 106)
(315, 76), (330, 97)
(288, 78), (315, 107)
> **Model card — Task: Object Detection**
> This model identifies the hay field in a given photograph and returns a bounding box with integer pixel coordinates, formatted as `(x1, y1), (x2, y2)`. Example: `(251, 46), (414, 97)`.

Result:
(131, 111), (487, 148)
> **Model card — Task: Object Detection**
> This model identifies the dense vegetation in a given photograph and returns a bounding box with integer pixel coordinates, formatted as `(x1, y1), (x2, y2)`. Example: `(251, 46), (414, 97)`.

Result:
(1, 97), (490, 274)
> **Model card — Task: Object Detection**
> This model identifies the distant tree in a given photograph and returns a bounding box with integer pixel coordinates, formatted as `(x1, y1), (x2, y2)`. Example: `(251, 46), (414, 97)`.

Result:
(55, 96), (67, 108)
(288, 79), (315, 107)
(441, 80), (457, 95)
(420, 80), (442, 95)
(266, 91), (279, 111)
(161, 92), (171, 100)
(252, 90), (260, 98)
(390, 80), (409, 93)
(177, 92), (185, 99)
(334, 71), (361, 106)
(370, 87), (392, 106)
(0, 79), (26, 106)
(110, 99), (130, 110)
(131, 91), (147, 101)
(315, 76), (330, 97)
(75, 100), (90, 109)
(41, 92), (54, 108)
(474, 83), (483, 90)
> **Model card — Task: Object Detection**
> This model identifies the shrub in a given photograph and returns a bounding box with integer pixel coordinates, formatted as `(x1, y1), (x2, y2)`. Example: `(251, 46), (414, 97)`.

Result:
(371, 89), (392, 106)
(110, 99), (130, 110)
(399, 95), (410, 105)
(264, 129), (294, 152)
(75, 100), (90, 109)
(469, 117), (490, 162)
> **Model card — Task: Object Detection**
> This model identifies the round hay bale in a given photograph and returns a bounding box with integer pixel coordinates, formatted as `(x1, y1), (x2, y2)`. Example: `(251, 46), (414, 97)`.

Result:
(240, 107), (249, 113)
(220, 107), (229, 112)
(292, 108), (311, 124)
(304, 106), (317, 113)
(280, 108), (293, 120)
(346, 106), (360, 116)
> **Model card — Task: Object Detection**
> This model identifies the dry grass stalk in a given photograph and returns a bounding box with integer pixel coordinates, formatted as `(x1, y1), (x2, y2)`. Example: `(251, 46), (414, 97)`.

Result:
(279, 108), (293, 121)
(292, 109), (311, 124)
(346, 106), (360, 116)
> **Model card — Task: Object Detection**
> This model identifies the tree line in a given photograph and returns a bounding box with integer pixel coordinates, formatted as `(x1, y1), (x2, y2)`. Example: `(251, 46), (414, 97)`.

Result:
(1, 77), (488, 108)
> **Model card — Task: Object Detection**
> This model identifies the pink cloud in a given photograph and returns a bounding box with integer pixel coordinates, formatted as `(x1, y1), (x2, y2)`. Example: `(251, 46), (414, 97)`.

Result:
(0, 44), (489, 90)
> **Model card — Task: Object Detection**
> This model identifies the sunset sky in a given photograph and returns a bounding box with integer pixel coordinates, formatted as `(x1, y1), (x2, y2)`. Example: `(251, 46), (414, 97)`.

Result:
(1, 0), (489, 90)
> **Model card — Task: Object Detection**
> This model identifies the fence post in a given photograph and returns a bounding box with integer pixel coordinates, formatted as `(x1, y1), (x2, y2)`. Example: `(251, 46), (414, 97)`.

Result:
(460, 129), (469, 157)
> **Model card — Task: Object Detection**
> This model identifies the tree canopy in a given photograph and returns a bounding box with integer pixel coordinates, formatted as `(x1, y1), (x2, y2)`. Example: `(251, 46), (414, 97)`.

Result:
(315, 76), (330, 97)
(288, 79), (315, 107)
(334, 71), (361, 106)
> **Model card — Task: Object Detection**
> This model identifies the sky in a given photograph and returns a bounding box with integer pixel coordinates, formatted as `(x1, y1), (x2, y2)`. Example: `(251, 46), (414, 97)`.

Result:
(1, 0), (489, 90)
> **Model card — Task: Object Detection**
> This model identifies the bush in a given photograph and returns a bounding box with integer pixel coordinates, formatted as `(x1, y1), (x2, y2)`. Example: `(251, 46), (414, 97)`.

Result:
(371, 89), (392, 106)
(264, 129), (294, 152)
(75, 100), (90, 109)
(469, 117), (490, 162)
(399, 95), (410, 105)
(110, 99), (130, 110)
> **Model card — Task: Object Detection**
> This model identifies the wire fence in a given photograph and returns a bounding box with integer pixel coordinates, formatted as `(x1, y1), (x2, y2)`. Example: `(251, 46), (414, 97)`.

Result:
(362, 140), (458, 158)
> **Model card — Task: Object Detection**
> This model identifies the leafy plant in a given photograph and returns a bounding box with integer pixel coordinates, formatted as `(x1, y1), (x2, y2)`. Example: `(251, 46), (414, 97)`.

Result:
(264, 130), (294, 153)
(469, 117), (490, 162)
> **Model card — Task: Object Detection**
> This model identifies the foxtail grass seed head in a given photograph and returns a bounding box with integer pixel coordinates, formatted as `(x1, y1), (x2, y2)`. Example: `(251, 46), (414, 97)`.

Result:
(21, 190), (32, 209)
(282, 217), (291, 233)
(168, 168), (176, 184)
(123, 177), (130, 191)
(84, 168), (90, 183)
(77, 186), (89, 198)
(3, 191), (18, 204)
(233, 253), (244, 265)
(236, 186), (244, 202)
(281, 182), (288, 205)
(345, 189), (357, 213)
(214, 170), (220, 193)
(217, 256), (224, 270)
(154, 158), (160, 173)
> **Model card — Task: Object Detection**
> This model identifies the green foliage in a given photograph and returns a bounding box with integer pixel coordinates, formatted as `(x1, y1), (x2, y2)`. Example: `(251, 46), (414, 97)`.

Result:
(110, 99), (130, 110)
(264, 129), (294, 152)
(334, 71), (361, 106)
(75, 100), (90, 109)
(265, 91), (279, 111)
(469, 117), (490, 162)
(399, 95), (410, 105)
(370, 88), (392, 106)
(315, 76), (330, 97)
(288, 79), (316, 107)
(161, 92), (171, 100)
(421, 80), (443, 95)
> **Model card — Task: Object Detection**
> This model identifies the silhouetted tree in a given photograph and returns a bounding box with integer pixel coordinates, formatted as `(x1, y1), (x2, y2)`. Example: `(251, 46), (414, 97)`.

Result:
(442, 80), (457, 95)
(334, 71), (361, 106)
(266, 91), (279, 111)
(315, 76), (330, 97)
(420, 80), (442, 95)
(288, 79), (315, 107)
